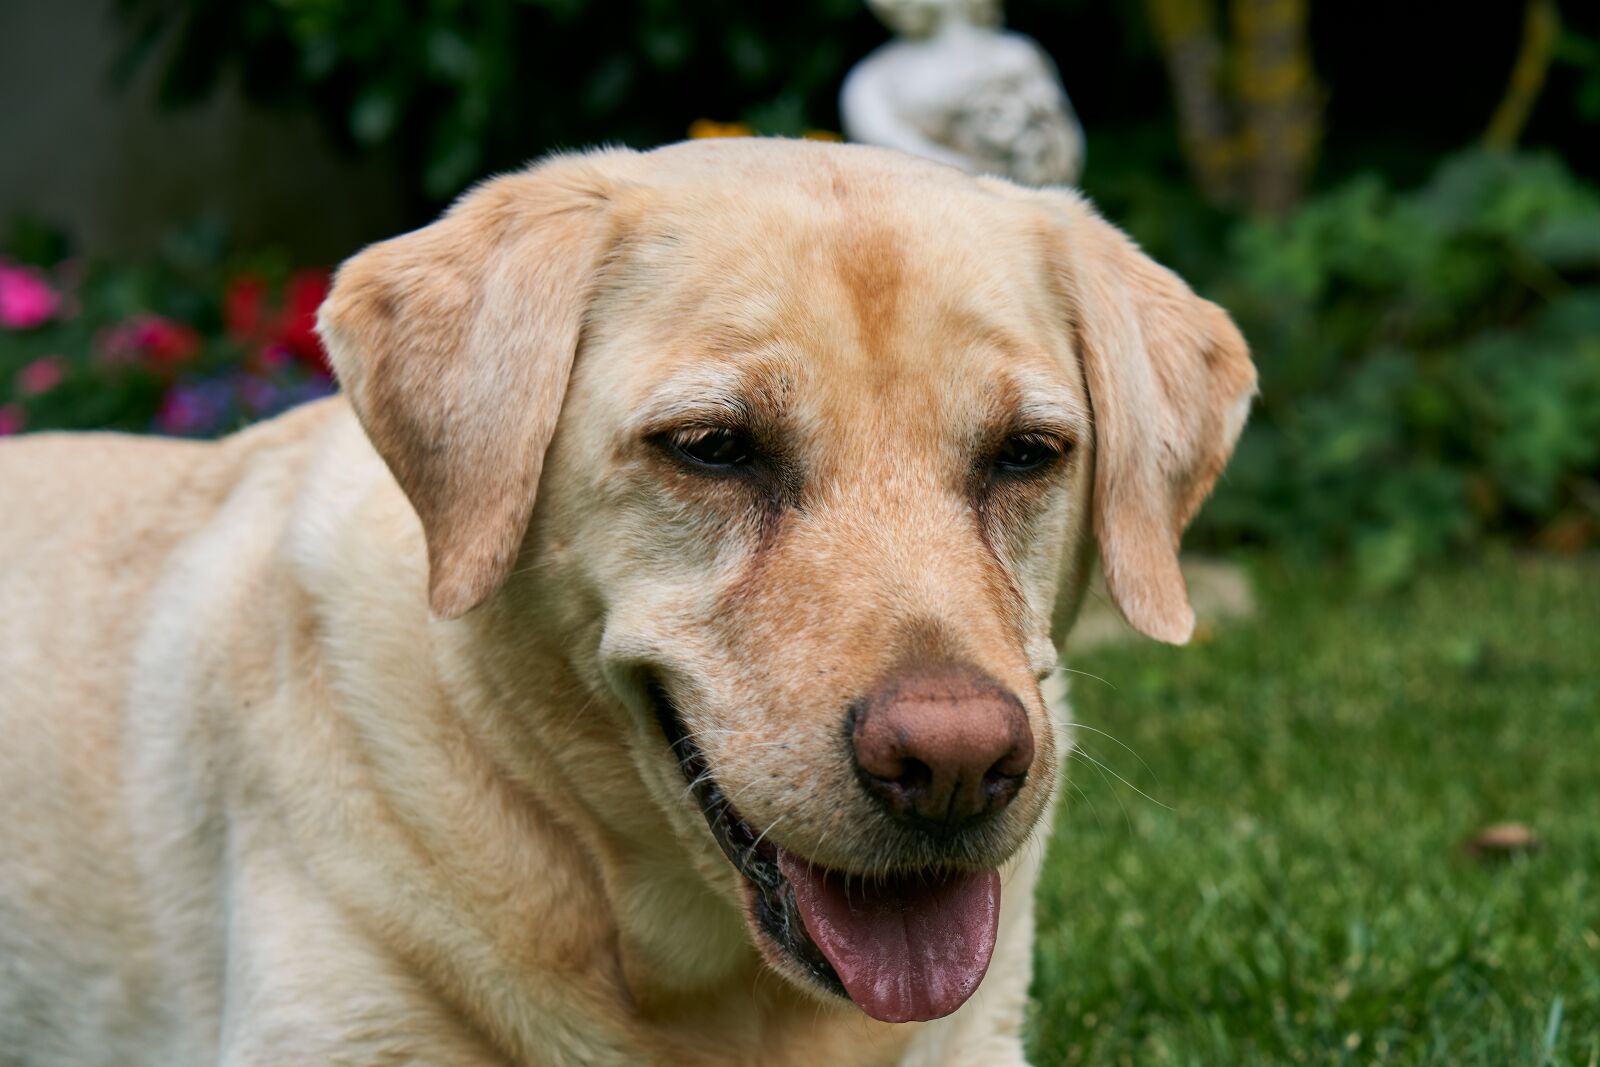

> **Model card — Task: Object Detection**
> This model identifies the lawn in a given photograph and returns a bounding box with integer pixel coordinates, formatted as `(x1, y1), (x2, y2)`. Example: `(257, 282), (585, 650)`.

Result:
(1029, 554), (1600, 1066)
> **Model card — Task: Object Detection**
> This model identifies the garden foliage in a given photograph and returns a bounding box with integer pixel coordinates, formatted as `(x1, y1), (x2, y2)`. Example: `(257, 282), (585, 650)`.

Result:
(4, 151), (1598, 575)
(1195, 150), (1600, 582)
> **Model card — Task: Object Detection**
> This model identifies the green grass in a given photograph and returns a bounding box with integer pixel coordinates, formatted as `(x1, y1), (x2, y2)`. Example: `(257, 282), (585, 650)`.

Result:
(1028, 554), (1600, 1066)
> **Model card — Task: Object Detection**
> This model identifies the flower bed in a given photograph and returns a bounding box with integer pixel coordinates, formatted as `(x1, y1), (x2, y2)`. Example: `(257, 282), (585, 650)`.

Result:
(0, 236), (336, 439)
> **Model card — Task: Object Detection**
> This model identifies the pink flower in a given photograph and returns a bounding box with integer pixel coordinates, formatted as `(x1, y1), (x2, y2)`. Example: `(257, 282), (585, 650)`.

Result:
(0, 404), (25, 436)
(16, 355), (65, 396)
(0, 263), (61, 330)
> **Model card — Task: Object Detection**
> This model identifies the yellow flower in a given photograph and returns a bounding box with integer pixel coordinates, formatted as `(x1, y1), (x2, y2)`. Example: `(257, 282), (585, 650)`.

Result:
(688, 119), (753, 139)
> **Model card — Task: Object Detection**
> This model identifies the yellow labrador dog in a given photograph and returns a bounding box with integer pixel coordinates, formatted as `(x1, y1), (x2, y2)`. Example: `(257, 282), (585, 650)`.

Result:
(0, 139), (1253, 1066)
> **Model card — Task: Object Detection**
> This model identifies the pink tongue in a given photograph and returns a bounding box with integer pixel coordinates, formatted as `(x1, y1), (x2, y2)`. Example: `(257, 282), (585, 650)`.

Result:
(777, 850), (1000, 1024)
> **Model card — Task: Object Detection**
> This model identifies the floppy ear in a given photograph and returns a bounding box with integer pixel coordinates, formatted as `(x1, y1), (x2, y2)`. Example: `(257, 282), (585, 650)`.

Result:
(318, 150), (634, 619)
(1044, 192), (1256, 644)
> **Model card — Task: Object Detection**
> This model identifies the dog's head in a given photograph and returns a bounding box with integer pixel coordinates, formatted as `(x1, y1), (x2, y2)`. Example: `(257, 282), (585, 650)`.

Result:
(319, 139), (1254, 1023)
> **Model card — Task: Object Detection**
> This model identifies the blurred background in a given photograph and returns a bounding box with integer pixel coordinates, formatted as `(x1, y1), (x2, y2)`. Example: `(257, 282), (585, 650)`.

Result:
(2, 1), (1597, 1063)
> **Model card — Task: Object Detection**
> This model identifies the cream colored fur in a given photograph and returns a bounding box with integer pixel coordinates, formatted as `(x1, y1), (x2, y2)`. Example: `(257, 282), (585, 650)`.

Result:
(0, 139), (1252, 1066)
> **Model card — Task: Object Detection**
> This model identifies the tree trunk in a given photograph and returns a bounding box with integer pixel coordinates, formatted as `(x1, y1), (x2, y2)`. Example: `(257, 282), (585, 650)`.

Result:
(1484, 0), (1561, 152)
(1146, 0), (1322, 217)
(1232, 0), (1320, 218)
(1145, 0), (1242, 207)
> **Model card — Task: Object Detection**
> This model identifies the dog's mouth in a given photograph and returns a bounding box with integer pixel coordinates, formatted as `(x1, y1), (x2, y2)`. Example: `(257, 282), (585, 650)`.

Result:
(647, 682), (1002, 1024)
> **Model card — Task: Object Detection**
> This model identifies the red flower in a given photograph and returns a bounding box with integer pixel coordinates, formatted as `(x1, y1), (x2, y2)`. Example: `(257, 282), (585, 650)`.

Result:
(138, 316), (202, 366)
(276, 269), (331, 374)
(99, 314), (201, 369)
(225, 273), (269, 341)
(222, 268), (333, 377)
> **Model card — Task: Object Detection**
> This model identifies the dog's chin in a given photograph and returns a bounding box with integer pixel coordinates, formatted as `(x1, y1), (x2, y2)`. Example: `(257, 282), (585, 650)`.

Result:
(647, 682), (1008, 1025)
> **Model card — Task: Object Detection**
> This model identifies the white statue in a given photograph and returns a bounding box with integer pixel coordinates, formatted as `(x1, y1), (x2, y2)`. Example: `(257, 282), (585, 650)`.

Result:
(841, 0), (1084, 186)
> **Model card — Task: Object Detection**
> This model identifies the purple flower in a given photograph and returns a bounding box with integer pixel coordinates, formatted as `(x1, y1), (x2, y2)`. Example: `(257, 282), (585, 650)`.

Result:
(279, 376), (337, 411)
(238, 376), (279, 415)
(155, 380), (235, 437)
(0, 403), (26, 435)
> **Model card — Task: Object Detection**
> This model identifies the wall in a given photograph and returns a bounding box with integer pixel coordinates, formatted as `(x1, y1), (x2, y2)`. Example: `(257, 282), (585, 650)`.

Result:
(0, 0), (407, 263)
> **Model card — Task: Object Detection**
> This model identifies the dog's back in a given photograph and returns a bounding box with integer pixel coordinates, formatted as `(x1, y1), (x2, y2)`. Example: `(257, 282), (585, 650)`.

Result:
(0, 402), (336, 1066)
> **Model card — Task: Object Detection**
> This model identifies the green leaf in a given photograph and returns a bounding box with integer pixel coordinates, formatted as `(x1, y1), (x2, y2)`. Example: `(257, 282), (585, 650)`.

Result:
(350, 86), (400, 145)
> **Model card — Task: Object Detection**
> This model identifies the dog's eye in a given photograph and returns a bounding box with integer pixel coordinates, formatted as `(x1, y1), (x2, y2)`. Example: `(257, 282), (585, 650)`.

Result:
(671, 427), (754, 469)
(992, 433), (1064, 475)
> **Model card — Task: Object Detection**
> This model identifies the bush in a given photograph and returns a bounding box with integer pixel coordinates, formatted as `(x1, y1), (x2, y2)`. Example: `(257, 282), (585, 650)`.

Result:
(114, 0), (881, 201)
(1197, 150), (1600, 583)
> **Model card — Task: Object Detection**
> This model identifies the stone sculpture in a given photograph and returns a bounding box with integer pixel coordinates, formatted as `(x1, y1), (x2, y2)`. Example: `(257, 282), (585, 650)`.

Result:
(841, 0), (1085, 186)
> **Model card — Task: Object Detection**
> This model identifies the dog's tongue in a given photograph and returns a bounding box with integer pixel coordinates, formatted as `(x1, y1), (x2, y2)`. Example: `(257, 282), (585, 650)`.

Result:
(776, 850), (1000, 1024)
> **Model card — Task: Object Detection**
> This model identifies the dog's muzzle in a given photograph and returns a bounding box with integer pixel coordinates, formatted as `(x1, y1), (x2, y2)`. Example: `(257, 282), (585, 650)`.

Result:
(647, 680), (1009, 1024)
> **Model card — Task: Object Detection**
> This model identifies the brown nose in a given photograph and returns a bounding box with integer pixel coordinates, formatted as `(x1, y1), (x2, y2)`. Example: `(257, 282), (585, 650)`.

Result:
(850, 666), (1034, 831)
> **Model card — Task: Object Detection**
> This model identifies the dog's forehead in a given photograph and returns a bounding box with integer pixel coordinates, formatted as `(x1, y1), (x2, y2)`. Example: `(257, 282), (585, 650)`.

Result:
(589, 149), (1081, 434)
(621, 152), (1037, 290)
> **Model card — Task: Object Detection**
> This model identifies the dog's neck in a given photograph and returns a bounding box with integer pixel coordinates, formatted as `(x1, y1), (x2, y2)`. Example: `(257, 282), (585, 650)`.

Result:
(435, 596), (776, 1005)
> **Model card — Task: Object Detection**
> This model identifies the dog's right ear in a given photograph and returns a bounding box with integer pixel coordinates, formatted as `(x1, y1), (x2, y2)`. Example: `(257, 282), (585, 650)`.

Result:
(1048, 193), (1256, 645)
(978, 179), (1256, 645)
(318, 150), (635, 619)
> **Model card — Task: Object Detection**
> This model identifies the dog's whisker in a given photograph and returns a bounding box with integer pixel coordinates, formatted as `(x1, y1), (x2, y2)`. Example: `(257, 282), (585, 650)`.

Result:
(749, 816), (787, 855)
(1071, 744), (1173, 812)
(1071, 746), (1137, 837)
(558, 693), (601, 734)
(1064, 718), (1159, 785)
(1050, 662), (1117, 689)
(1066, 776), (1108, 836)
(679, 770), (717, 800)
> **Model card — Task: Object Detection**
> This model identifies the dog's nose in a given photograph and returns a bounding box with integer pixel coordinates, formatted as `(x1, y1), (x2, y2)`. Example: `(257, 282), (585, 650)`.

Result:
(850, 666), (1034, 831)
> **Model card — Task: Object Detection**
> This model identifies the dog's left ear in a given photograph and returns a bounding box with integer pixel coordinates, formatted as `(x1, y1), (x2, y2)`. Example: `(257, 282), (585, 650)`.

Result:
(1030, 190), (1257, 645)
(318, 150), (635, 619)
